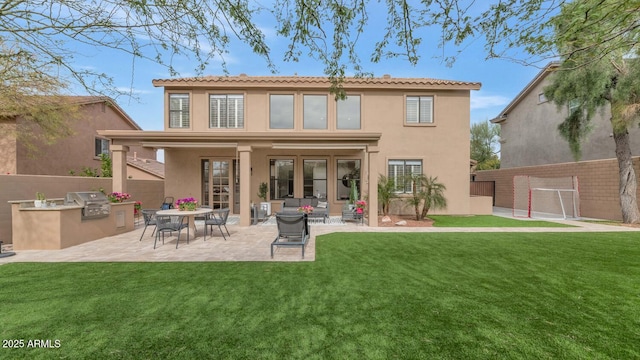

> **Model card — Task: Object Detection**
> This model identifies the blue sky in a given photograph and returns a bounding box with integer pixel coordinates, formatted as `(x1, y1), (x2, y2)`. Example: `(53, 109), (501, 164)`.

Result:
(71, 7), (546, 155)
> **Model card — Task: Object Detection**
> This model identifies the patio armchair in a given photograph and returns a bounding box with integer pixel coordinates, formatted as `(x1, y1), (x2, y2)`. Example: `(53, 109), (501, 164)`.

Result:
(139, 209), (158, 241)
(341, 207), (364, 225)
(204, 208), (230, 241)
(271, 213), (310, 259)
(154, 215), (189, 249)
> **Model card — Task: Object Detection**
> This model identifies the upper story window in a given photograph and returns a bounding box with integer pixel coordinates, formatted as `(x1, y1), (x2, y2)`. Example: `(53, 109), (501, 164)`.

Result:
(538, 92), (548, 103)
(406, 96), (433, 125)
(337, 95), (361, 129)
(210, 94), (244, 128)
(388, 159), (423, 193)
(303, 95), (327, 129)
(568, 98), (581, 114)
(94, 137), (109, 157)
(270, 94), (294, 129)
(169, 93), (190, 128)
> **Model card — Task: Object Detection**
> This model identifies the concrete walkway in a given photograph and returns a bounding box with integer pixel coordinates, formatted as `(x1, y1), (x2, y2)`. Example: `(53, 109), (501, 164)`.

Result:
(1, 208), (637, 264)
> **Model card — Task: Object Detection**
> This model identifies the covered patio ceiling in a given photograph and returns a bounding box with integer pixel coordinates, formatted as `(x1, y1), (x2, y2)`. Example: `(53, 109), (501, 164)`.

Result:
(98, 130), (382, 150)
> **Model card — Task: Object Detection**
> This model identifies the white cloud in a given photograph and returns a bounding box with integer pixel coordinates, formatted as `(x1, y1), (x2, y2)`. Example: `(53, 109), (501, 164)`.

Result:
(115, 87), (152, 95)
(470, 93), (511, 110)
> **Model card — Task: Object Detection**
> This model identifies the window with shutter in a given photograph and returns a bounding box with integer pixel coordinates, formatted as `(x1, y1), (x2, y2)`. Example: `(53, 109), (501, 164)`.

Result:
(210, 94), (244, 128)
(388, 160), (423, 193)
(406, 96), (433, 125)
(169, 94), (190, 128)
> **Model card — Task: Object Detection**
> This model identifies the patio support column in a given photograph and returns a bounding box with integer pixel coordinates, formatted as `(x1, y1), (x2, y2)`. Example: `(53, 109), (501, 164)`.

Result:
(367, 146), (379, 227)
(238, 145), (252, 226)
(111, 145), (129, 194)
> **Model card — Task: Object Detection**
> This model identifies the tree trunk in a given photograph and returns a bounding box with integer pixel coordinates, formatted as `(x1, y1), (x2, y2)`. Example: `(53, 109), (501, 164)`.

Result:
(613, 129), (640, 224)
(412, 188), (420, 221)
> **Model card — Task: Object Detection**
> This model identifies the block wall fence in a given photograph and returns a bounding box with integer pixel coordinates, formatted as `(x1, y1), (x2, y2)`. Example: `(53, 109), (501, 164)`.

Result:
(474, 157), (640, 221)
(0, 175), (164, 244)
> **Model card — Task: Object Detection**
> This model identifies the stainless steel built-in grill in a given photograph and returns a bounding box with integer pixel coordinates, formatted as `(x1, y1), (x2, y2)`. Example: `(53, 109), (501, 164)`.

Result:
(65, 191), (111, 220)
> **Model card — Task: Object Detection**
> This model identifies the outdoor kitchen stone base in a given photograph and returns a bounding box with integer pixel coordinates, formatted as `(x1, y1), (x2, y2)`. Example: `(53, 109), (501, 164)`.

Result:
(9, 201), (135, 250)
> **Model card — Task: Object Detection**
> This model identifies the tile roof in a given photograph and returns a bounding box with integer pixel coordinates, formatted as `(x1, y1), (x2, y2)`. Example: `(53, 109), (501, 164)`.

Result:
(127, 156), (165, 179)
(152, 74), (481, 89)
(0, 95), (143, 130)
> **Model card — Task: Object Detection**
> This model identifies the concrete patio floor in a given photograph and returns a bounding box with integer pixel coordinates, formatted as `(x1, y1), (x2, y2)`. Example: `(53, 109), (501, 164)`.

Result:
(1, 208), (638, 264)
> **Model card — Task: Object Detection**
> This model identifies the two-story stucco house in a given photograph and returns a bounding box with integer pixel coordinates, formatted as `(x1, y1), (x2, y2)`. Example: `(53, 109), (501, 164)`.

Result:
(100, 74), (485, 226)
(0, 96), (161, 179)
(492, 62), (640, 168)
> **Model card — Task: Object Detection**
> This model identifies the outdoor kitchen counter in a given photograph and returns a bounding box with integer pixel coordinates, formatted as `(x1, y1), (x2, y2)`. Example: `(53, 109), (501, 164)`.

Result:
(9, 200), (135, 250)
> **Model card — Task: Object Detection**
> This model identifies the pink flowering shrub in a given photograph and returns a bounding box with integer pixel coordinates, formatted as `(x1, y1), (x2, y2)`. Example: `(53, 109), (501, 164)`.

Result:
(297, 205), (314, 214)
(108, 192), (131, 203)
(176, 197), (198, 211)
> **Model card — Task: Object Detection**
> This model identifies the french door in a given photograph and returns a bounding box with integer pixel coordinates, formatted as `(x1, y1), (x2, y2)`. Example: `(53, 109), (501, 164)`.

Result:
(202, 159), (240, 213)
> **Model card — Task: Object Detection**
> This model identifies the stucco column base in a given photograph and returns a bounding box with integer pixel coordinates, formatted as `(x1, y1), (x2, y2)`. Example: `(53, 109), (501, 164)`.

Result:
(238, 145), (252, 226)
(111, 145), (129, 194)
(367, 146), (379, 227)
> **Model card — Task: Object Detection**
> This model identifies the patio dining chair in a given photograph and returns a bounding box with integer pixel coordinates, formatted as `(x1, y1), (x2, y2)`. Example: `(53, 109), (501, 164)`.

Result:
(139, 209), (158, 241)
(154, 215), (189, 249)
(271, 213), (309, 259)
(161, 196), (175, 210)
(194, 205), (211, 233)
(204, 208), (230, 241)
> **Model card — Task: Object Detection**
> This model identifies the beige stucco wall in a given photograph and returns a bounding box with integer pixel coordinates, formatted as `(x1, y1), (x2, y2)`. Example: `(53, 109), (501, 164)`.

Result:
(161, 86), (474, 216)
(11, 202), (134, 250)
(0, 175), (164, 244)
(499, 75), (640, 168)
(469, 196), (494, 215)
(126, 166), (162, 180)
(15, 102), (156, 176)
(0, 119), (17, 175)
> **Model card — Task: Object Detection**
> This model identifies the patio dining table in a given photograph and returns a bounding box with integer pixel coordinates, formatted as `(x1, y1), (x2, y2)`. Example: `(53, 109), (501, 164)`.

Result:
(156, 207), (213, 239)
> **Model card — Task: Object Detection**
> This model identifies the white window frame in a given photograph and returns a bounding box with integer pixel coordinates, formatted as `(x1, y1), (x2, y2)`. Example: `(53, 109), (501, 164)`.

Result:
(406, 96), (434, 124)
(568, 99), (581, 114)
(210, 94), (244, 129)
(169, 93), (190, 128)
(538, 93), (548, 103)
(94, 137), (109, 157)
(388, 160), (423, 193)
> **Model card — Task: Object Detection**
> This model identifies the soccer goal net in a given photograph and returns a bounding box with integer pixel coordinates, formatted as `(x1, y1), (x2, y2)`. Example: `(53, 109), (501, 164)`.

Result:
(513, 175), (580, 219)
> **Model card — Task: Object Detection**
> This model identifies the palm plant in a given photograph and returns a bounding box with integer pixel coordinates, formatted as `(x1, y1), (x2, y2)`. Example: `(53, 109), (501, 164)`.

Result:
(377, 174), (398, 216)
(404, 174), (447, 220)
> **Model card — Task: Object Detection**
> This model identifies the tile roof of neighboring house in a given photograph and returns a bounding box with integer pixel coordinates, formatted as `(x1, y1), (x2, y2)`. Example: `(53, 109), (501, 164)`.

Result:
(152, 74), (481, 90)
(127, 156), (165, 179)
(68, 96), (144, 130)
(0, 95), (143, 130)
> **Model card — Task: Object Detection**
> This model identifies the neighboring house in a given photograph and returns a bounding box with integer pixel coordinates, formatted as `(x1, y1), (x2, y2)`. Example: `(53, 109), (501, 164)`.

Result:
(100, 74), (485, 226)
(0, 96), (161, 179)
(476, 63), (640, 221)
(491, 62), (640, 168)
(127, 155), (165, 180)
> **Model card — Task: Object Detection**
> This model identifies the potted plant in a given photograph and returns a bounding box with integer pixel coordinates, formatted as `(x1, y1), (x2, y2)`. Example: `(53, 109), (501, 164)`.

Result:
(257, 182), (271, 215)
(34, 192), (46, 208)
(348, 179), (359, 210)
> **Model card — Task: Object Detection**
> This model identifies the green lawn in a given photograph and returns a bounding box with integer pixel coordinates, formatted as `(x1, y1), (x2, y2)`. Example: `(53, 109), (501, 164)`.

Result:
(429, 215), (574, 227)
(1, 232), (639, 359)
